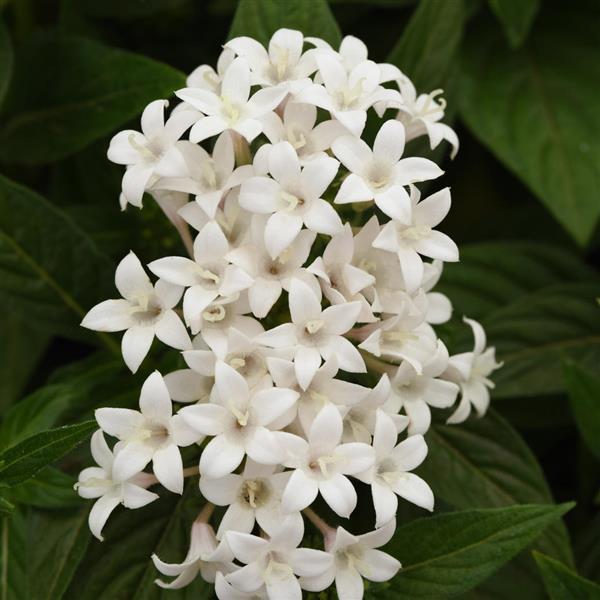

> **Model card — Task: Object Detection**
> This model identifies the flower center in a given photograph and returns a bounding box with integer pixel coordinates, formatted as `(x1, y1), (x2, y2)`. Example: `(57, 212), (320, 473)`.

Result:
(271, 44), (290, 81)
(128, 133), (160, 162)
(221, 96), (240, 125)
(239, 478), (269, 508)
(338, 78), (365, 110)
(280, 190), (304, 212)
(398, 224), (432, 241)
(304, 319), (324, 335)
(203, 304), (226, 323)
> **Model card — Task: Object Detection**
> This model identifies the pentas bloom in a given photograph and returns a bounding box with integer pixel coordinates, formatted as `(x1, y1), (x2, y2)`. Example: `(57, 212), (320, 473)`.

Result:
(78, 28), (501, 599)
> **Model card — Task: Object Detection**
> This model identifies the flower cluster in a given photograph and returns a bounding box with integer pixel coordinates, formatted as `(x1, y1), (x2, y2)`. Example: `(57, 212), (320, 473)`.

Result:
(77, 29), (501, 600)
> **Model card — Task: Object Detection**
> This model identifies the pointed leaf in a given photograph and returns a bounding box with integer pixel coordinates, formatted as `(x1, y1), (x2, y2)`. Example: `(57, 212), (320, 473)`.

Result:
(533, 552), (600, 600)
(488, 0), (540, 47)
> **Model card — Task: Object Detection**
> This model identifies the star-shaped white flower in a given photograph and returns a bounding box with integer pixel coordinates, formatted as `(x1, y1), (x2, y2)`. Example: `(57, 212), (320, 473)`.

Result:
(356, 410), (434, 526)
(297, 55), (400, 135)
(239, 141), (342, 258)
(75, 430), (158, 541)
(299, 519), (401, 600)
(95, 371), (201, 494)
(226, 215), (316, 318)
(225, 518), (333, 599)
(148, 221), (253, 334)
(186, 47), (235, 93)
(200, 460), (301, 539)
(176, 57), (287, 143)
(278, 404), (375, 517)
(179, 362), (299, 478)
(396, 76), (459, 158)
(153, 132), (253, 218)
(255, 278), (365, 390)
(81, 252), (191, 373)
(226, 28), (317, 94)
(153, 521), (236, 588)
(332, 120), (443, 222)
(385, 340), (459, 435)
(373, 186), (459, 292)
(443, 317), (502, 424)
(108, 99), (198, 208)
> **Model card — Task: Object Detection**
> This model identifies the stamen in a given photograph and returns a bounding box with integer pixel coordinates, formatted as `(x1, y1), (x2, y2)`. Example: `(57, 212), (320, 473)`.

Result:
(304, 319), (324, 334)
(203, 305), (226, 322)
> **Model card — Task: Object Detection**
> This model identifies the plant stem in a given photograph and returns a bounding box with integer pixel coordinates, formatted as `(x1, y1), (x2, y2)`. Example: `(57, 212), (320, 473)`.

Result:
(302, 507), (334, 537)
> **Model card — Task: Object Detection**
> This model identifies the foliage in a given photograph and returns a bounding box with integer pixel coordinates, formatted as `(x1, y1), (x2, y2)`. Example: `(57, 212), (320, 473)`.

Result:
(0, 0), (598, 598)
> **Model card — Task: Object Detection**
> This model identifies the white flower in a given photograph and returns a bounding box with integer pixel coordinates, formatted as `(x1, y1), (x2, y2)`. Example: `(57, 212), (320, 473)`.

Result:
(297, 55), (400, 135)
(148, 221), (253, 334)
(176, 57), (287, 143)
(356, 410), (433, 526)
(308, 224), (377, 323)
(239, 141), (342, 258)
(226, 215), (316, 318)
(153, 521), (236, 588)
(95, 371), (201, 493)
(332, 119), (443, 222)
(373, 186), (459, 292)
(300, 519), (401, 599)
(108, 100), (198, 208)
(267, 356), (369, 435)
(396, 76), (459, 158)
(259, 101), (348, 166)
(444, 318), (502, 424)
(307, 34), (401, 83)
(200, 460), (302, 539)
(278, 404), (374, 517)
(225, 518), (333, 599)
(342, 373), (409, 443)
(186, 47), (235, 93)
(179, 362), (298, 478)
(216, 571), (267, 599)
(153, 132), (253, 218)
(81, 252), (191, 373)
(226, 28), (317, 93)
(164, 367), (214, 403)
(385, 340), (459, 435)
(422, 260), (453, 324)
(76, 430), (158, 541)
(256, 278), (365, 390)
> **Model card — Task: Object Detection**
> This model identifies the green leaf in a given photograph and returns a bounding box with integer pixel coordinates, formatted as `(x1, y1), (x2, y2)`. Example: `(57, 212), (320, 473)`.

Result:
(563, 360), (600, 460)
(0, 496), (13, 514)
(68, 481), (211, 599)
(0, 420), (96, 487)
(459, 6), (600, 245)
(81, 0), (190, 19)
(0, 34), (185, 164)
(0, 505), (91, 600)
(0, 19), (13, 108)
(533, 552), (600, 599)
(420, 410), (573, 565)
(484, 283), (600, 399)
(386, 0), (466, 90)
(228, 0), (341, 46)
(488, 0), (540, 47)
(7, 467), (79, 509)
(0, 315), (49, 416)
(437, 241), (598, 321)
(0, 175), (117, 342)
(384, 503), (573, 598)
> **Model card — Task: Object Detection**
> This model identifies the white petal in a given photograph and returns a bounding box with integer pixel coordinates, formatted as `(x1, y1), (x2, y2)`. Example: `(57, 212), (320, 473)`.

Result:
(268, 141), (301, 185)
(249, 279), (282, 318)
(335, 565), (364, 600)
(335, 443), (375, 475)
(111, 441), (154, 482)
(121, 483), (158, 509)
(334, 173), (374, 205)
(309, 403), (342, 450)
(80, 299), (134, 332)
(281, 469), (319, 513)
(414, 187), (451, 228)
(395, 157), (443, 186)
(179, 403), (229, 436)
(189, 115), (227, 142)
(121, 326), (155, 373)
(359, 548), (401, 581)
(321, 302), (361, 335)
(89, 494), (121, 541)
(139, 371), (172, 421)
(300, 155), (339, 200)
(264, 212), (303, 259)
(303, 199), (343, 236)
(373, 119), (405, 163)
(252, 388), (299, 427)
(254, 323), (297, 348)
(288, 548), (333, 577)
(319, 474), (356, 518)
(392, 434), (428, 471)
(393, 472), (434, 511)
(200, 435), (245, 478)
(199, 473), (241, 506)
(320, 336), (365, 373)
(153, 443), (183, 493)
(331, 135), (371, 174)
(289, 277), (322, 323)
(115, 252), (152, 301)
(372, 481), (399, 528)
(294, 346), (322, 391)
(414, 230), (459, 262)
(154, 310), (192, 351)
(374, 185), (411, 223)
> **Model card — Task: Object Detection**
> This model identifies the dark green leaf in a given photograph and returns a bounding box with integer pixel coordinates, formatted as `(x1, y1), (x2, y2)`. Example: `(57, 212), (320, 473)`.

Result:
(386, 0), (466, 90)
(488, 0), (540, 47)
(7, 467), (79, 509)
(228, 0), (341, 46)
(0, 315), (49, 416)
(0, 420), (96, 487)
(459, 7), (600, 244)
(82, 0), (190, 19)
(485, 283), (600, 399)
(437, 241), (598, 321)
(0, 19), (13, 108)
(0, 496), (13, 514)
(563, 360), (600, 460)
(0, 34), (185, 164)
(384, 503), (573, 598)
(0, 175), (117, 343)
(0, 505), (91, 600)
(421, 410), (573, 565)
(533, 551), (600, 599)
